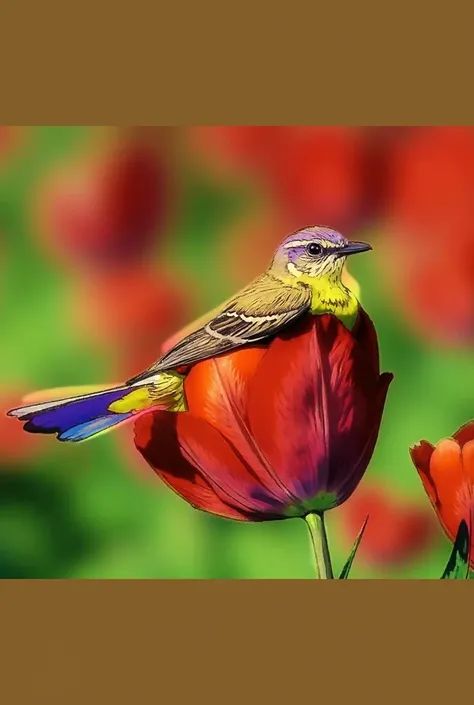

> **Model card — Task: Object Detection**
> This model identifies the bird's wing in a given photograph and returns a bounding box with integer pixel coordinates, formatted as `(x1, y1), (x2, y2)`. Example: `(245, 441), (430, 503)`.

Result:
(126, 274), (312, 383)
(160, 280), (255, 354)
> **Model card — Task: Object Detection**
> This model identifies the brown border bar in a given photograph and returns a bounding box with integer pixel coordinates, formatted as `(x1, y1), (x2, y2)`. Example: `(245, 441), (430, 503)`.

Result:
(1, 580), (472, 704)
(1, 4), (472, 124)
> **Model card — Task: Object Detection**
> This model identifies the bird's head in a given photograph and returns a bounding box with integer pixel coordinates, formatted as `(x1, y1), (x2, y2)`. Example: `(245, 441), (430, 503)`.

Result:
(271, 226), (372, 283)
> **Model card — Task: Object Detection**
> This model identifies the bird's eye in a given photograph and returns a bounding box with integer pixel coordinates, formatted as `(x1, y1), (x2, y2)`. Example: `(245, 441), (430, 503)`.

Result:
(307, 243), (323, 256)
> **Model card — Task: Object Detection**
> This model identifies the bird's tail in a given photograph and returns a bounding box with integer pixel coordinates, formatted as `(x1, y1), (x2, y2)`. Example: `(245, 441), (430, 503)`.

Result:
(7, 373), (185, 442)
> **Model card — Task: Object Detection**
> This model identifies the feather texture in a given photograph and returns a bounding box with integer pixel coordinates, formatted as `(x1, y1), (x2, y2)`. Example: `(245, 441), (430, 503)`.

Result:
(7, 373), (186, 442)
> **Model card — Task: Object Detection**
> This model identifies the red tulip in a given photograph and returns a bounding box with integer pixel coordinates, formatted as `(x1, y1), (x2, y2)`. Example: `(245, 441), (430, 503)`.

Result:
(410, 420), (474, 567)
(37, 136), (173, 269)
(134, 309), (392, 521)
(338, 481), (437, 566)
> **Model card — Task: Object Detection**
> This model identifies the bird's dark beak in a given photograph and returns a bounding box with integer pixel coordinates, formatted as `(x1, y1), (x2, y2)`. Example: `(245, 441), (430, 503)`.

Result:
(337, 240), (372, 257)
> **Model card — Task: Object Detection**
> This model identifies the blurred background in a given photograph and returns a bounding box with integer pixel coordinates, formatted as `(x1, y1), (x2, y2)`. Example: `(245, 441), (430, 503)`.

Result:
(0, 126), (472, 579)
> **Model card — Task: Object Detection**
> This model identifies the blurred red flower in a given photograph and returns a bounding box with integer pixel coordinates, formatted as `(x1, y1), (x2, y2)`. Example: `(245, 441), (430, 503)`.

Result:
(134, 309), (392, 521)
(266, 127), (366, 229)
(0, 387), (47, 464)
(187, 126), (281, 179)
(37, 133), (174, 269)
(383, 127), (474, 344)
(74, 264), (195, 380)
(187, 126), (409, 232)
(410, 420), (474, 567)
(338, 481), (437, 567)
(389, 127), (474, 235)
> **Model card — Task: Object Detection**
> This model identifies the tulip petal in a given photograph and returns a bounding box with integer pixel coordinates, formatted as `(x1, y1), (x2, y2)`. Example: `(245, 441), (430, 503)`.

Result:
(427, 440), (470, 546)
(337, 372), (393, 503)
(175, 413), (286, 518)
(410, 440), (437, 504)
(430, 439), (464, 498)
(350, 307), (380, 375)
(183, 347), (291, 504)
(462, 440), (474, 483)
(184, 346), (267, 421)
(461, 441), (474, 563)
(134, 412), (251, 521)
(247, 314), (380, 502)
(454, 420), (474, 449)
(411, 436), (474, 568)
(247, 317), (329, 499)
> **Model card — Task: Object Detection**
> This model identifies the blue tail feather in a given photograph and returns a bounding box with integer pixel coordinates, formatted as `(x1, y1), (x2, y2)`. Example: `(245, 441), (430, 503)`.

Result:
(13, 386), (134, 442)
(56, 414), (133, 442)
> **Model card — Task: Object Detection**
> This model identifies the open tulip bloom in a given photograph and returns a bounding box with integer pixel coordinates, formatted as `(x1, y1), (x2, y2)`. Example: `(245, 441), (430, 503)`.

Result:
(135, 307), (393, 578)
(411, 421), (474, 579)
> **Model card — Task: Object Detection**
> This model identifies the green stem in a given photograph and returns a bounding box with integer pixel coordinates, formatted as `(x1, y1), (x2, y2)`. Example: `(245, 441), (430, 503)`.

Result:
(305, 511), (334, 579)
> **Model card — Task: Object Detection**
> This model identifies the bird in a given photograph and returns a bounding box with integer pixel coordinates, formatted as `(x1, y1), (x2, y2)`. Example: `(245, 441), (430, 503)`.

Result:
(7, 225), (372, 443)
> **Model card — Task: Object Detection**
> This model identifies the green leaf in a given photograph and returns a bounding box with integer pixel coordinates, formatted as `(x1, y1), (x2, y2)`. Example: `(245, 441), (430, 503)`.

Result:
(339, 514), (369, 579)
(441, 520), (470, 579)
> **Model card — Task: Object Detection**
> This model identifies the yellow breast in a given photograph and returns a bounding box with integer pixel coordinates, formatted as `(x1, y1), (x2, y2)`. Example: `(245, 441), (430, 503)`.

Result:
(303, 276), (360, 329)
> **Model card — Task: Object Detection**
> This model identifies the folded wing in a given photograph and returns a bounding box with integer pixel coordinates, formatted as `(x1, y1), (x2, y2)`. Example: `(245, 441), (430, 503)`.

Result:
(127, 274), (312, 384)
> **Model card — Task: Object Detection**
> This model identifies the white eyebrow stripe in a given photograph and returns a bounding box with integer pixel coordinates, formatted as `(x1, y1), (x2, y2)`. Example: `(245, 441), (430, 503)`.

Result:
(283, 239), (314, 248)
(283, 239), (340, 249)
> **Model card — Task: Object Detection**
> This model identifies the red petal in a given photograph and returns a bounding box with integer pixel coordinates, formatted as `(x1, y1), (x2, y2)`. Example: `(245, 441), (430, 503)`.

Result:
(183, 347), (291, 504)
(424, 440), (467, 546)
(247, 314), (381, 502)
(410, 440), (437, 504)
(463, 440), (474, 486)
(350, 306), (380, 375)
(176, 413), (286, 517)
(411, 434), (474, 568)
(453, 421), (474, 449)
(134, 412), (250, 521)
(184, 346), (267, 417)
(319, 315), (384, 494)
(337, 371), (393, 503)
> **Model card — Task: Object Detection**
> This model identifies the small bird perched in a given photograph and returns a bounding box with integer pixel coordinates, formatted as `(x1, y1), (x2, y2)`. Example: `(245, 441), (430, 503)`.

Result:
(7, 225), (371, 442)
